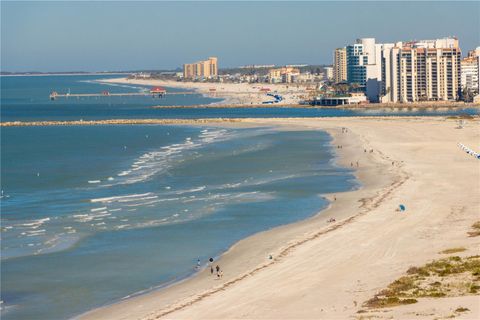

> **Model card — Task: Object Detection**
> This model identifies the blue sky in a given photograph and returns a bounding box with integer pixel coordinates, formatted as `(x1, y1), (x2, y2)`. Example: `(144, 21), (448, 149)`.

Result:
(1, 1), (479, 72)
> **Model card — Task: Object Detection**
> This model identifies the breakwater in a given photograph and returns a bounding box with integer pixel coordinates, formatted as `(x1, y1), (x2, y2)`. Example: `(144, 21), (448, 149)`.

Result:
(0, 118), (243, 127)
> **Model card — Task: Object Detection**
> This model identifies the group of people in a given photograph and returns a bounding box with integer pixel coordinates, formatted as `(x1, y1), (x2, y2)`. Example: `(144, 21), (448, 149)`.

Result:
(211, 264), (223, 278)
(196, 258), (224, 279)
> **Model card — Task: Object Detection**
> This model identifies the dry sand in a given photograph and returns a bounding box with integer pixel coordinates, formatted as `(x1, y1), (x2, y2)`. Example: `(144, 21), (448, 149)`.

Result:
(98, 78), (314, 105)
(79, 117), (480, 320)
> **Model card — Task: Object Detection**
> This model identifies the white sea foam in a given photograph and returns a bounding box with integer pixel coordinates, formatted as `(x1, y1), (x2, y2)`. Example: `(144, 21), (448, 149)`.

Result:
(111, 129), (233, 185)
(25, 229), (46, 236)
(175, 186), (206, 195)
(16, 218), (50, 228)
(91, 193), (153, 203)
(90, 207), (107, 212)
(88, 180), (101, 184)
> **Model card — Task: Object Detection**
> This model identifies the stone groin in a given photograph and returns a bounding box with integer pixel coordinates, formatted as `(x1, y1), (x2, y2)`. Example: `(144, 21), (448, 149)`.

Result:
(0, 118), (243, 127)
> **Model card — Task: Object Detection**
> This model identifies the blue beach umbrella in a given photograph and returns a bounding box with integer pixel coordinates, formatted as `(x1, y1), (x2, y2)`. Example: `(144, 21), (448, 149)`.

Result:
(399, 204), (406, 211)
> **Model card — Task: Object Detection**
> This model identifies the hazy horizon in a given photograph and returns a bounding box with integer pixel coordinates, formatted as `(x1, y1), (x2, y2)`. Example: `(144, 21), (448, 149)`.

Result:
(2, 1), (479, 72)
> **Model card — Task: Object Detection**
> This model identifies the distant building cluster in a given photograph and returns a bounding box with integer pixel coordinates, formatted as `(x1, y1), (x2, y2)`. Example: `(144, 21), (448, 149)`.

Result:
(176, 38), (478, 104)
(238, 64), (276, 69)
(183, 57), (218, 79)
(268, 66), (300, 83)
(333, 37), (480, 103)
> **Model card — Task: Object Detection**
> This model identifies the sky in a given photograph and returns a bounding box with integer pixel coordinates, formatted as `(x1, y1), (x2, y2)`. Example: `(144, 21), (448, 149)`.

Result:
(1, 1), (479, 72)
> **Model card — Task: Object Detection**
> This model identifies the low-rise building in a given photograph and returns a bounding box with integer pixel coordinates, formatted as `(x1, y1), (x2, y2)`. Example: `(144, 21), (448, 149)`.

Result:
(311, 92), (367, 106)
(324, 67), (334, 81)
(268, 67), (300, 83)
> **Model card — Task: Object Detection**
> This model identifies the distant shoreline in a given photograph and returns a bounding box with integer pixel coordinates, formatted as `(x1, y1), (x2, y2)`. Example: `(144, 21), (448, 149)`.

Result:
(0, 72), (129, 77)
(100, 77), (480, 109)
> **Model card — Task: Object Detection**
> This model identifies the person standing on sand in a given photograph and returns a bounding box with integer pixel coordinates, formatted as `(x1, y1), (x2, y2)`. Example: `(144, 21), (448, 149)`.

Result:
(210, 265), (214, 275)
(215, 265), (220, 277)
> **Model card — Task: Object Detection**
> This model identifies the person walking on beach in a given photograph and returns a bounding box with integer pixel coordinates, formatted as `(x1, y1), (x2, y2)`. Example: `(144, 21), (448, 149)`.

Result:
(210, 265), (214, 275)
(196, 258), (201, 270)
(215, 265), (220, 277)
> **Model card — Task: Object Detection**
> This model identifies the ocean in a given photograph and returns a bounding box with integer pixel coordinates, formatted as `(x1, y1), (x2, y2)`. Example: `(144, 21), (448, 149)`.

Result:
(0, 75), (477, 319)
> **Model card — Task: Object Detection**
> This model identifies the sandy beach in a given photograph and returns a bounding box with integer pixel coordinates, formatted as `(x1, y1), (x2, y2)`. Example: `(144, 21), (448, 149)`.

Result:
(77, 116), (480, 320)
(98, 77), (480, 110)
(98, 78), (315, 105)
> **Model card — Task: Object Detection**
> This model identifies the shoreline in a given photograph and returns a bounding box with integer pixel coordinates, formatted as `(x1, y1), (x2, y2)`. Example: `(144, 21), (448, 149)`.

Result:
(98, 77), (316, 105)
(79, 116), (480, 320)
(99, 77), (480, 109)
(0, 73), (128, 77)
(77, 117), (404, 320)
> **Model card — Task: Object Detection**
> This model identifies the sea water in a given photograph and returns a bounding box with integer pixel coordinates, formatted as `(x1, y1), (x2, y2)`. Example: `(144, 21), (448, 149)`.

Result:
(1, 124), (357, 320)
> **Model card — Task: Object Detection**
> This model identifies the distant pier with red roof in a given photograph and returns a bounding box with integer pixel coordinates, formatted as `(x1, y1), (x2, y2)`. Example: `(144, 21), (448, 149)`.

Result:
(49, 87), (193, 100)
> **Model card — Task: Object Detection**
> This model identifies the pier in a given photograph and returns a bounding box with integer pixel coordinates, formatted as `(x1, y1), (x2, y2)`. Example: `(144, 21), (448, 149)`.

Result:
(49, 87), (199, 100)
(48, 87), (300, 101)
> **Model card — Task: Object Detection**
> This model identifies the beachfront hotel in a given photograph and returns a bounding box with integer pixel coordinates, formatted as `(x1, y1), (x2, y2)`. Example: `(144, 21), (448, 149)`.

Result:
(461, 48), (480, 94)
(346, 38), (383, 102)
(343, 37), (462, 103)
(381, 38), (462, 103)
(183, 57), (218, 79)
(333, 47), (347, 84)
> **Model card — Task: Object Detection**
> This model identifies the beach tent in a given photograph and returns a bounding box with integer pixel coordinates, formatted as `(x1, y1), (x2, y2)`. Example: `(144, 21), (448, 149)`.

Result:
(399, 204), (406, 212)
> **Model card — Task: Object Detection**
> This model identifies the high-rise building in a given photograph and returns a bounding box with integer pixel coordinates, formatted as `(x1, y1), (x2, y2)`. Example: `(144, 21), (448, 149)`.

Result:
(461, 48), (480, 94)
(381, 38), (461, 102)
(346, 38), (383, 102)
(183, 57), (218, 79)
(333, 48), (347, 83)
